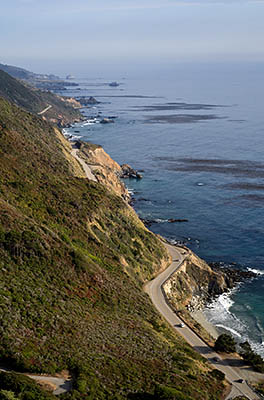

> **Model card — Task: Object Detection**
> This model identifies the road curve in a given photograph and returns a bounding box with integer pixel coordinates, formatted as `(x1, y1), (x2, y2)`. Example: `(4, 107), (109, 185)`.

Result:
(71, 145), (97, 182)
(0, 367), (72, 395)
(38, 104), (52, 115)
(144, 243), (260, 400)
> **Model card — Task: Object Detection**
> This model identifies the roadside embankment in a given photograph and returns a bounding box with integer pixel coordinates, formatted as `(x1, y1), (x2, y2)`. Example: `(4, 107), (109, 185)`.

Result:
(162, 248), (255, 346)
(72, 140), (130, 201)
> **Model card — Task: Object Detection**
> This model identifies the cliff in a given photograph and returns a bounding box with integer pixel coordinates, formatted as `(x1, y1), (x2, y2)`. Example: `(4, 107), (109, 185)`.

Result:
(164, 250), (229, 310)
(0, 96), (226, 399)
(164, 249), (254, 312)
(163, 249), (255, 345)
(75, 141), (130, 200)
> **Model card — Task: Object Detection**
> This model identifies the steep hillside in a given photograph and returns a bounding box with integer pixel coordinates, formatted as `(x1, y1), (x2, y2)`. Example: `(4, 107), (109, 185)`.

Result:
(163, 249), (241, 344)
(164, 250), (229, 308)
(0, 62), (39, 80)
(0, 97), (225, 399)
(74, 140), (130, 200)
(0, 69), (81, 125)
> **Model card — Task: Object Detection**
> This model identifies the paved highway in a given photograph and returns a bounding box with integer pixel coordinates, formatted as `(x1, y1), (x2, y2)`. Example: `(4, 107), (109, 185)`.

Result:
(0, 366), (71, 395)
(71, 144), (97, 182)
(38, 104), (52, 115)
(144, 243), (260, 400)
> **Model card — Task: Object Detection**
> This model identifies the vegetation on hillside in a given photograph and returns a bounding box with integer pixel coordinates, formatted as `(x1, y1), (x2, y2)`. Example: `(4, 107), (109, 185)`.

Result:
(215, 334), (264, 372)
(0, 70), (81, 124)
(0, 97), (225, 398)
(0, 372), (56, 400)
(0, 63), (37, 80)
(239, 342), (264, 373)
(214, 334), (236, 354)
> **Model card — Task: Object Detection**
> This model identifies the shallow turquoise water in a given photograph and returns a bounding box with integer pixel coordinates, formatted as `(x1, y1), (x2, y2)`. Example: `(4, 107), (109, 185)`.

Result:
(65, 62), (264, 355)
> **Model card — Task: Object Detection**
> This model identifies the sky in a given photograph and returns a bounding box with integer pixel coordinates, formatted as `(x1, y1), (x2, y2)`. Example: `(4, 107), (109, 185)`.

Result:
(1, 0), (264, 76)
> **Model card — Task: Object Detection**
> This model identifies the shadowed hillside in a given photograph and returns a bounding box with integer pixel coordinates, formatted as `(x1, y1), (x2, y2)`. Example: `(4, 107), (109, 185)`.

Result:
(0, 69), (81, 125)
(0, 97), (226, 399)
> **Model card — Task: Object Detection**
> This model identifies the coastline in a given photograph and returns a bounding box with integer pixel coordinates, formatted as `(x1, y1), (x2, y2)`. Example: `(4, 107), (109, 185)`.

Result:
(63, 124), (242, 347)
(64, 115), (259, 358)
(190, 309), (219, 340)
(62, 122), (264, 397)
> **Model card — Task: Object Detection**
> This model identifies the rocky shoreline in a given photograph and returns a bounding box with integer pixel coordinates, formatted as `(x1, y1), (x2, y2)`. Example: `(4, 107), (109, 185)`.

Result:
(162, 248), (257, 344)
(63, 103), (258, 346)
(186, 262), (256, 312)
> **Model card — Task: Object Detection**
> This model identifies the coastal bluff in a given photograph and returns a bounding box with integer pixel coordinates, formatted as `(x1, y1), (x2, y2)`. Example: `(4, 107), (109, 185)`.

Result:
(163, 248), (255, 345)
(72, 140), (130, 201)
(164, 250), (231, 311)
(164, 249), (254, 311)
(0, 95), (227, 399)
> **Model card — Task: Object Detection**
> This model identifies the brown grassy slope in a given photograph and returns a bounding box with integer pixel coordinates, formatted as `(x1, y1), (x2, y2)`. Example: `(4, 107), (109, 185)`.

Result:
(0, 97), (225, 399)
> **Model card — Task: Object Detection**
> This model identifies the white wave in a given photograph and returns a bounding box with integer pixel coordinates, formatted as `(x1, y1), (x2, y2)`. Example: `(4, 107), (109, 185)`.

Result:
(207, 292), (235, 314)
(215, 324), (242, 338)
(247, 267), (264, 276)
(167, 239), (178, 245)
(251, 341), (264, 358)
(83, 118), (100, 125)
(62, 129), (71, 136)
(256, 318), (264, 335)
(69, 135), (82, 141)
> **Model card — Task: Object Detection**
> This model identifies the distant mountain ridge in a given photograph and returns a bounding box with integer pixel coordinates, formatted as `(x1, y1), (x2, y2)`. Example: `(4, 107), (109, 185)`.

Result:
(0, 69), (81, 125)
(0, 62), (60, 81)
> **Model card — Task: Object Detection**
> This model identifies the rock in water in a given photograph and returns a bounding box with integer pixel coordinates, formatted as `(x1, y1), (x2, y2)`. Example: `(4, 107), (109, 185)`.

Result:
(120, 164), (142, 179)
(168, 218), (189, 223)
(100, 118), (115, 124)
(78, 96), (100, 106)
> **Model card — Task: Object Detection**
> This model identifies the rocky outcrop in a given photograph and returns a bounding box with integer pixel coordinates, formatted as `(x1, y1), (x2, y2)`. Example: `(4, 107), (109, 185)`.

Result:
(168, 218), (188, 223)
(164, 250), (255, 312)
(77, 96), (100, 106)
(62, 97), (82, 109)
(141, 218), (188, 227)
(100, 118), (115, 124)
(120, 164), (142, 179)
(74, 141), (130, 201)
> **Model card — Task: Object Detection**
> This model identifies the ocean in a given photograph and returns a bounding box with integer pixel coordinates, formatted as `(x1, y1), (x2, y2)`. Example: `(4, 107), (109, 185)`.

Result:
(63, 62), (264, 356)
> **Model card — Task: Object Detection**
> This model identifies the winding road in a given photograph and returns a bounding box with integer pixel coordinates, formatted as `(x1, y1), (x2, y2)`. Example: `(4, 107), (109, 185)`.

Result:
(1, 142), (259, 398)
(144, 243), (260, 400)
(0, 366), (72, 395)
(38, 104), (52, 115)
(71, 144), (97, 182)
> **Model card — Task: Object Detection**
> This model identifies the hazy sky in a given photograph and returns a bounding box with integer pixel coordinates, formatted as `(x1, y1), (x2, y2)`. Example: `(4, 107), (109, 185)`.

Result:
(1, 0), (264, 76)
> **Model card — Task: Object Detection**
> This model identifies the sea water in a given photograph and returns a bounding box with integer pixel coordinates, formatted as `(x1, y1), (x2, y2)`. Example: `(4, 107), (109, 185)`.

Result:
(64, 62), (264, 356)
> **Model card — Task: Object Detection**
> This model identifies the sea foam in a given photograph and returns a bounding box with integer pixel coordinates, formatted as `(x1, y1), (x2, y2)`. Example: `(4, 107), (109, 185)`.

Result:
(247, 267), (264, 276)
(215, 324), (242, 338)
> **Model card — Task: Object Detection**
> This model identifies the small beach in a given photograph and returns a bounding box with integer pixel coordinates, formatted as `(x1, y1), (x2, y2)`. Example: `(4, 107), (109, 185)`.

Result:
(191, 310), (219, 340)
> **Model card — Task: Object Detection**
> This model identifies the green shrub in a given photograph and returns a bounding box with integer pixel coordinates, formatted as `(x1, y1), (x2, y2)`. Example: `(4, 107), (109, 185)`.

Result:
(154, 384), (192, 400)
(214, 334), (236, 353)
(239, 341), (264, 372)
(0, 390), (19, 400)
(210, 369), (225, 381)
(0, 372), (55, 400)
